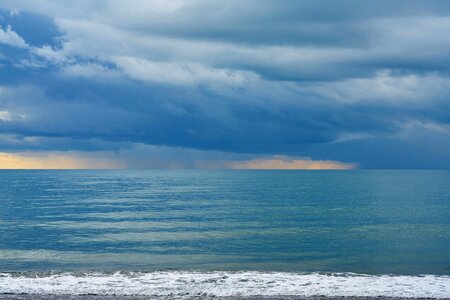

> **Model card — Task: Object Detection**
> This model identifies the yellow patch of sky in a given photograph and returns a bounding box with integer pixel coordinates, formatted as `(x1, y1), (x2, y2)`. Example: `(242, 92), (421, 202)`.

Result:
(228, 157), (356, 170)
(0, 152), (121, 169)
(0, 152), (356, 170)
(196, 156), (356, 170)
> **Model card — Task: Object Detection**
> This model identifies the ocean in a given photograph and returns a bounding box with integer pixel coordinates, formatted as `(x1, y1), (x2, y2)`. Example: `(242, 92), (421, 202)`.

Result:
(0, 170), (449, 299)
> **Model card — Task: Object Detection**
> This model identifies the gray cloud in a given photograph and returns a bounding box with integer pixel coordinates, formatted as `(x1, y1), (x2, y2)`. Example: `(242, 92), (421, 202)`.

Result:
(0, 1), (450, 168)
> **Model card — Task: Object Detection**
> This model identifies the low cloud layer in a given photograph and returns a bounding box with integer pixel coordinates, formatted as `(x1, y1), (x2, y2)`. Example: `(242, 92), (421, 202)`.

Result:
(0, 1), (450, 168)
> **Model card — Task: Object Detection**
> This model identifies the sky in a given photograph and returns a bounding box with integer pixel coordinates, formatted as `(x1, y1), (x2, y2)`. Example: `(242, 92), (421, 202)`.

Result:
(0, 0), (450, 169)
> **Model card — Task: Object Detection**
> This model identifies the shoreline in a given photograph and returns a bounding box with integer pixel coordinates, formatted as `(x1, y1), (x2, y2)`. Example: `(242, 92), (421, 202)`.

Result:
(1, 296), (448, 300)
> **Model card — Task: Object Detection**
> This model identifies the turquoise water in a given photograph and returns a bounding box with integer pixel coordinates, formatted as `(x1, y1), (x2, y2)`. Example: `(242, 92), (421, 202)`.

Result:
(1, 170), (449, 274)
(0, 170), (450, 298)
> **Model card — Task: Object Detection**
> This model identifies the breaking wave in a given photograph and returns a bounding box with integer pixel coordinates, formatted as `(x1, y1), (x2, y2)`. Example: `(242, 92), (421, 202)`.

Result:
(1, 271), (449, 298)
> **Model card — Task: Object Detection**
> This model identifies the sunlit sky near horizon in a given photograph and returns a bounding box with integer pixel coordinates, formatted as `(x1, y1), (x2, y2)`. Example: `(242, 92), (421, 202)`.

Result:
(1, 0), (450, 169)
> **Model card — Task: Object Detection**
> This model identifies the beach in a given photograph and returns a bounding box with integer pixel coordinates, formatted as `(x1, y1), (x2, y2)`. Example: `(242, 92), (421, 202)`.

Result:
(2, 296), (449, 300)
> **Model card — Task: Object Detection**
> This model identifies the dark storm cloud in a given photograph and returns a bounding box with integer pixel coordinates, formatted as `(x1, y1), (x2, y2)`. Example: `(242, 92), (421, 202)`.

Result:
(102, 1), (450, 45)
(0, 1), (450, 168)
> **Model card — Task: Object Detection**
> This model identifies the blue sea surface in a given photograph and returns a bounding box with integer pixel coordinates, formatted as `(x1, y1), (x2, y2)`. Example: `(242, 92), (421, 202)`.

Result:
(0, 170), (450, 298)
(1, 169), (449, 274)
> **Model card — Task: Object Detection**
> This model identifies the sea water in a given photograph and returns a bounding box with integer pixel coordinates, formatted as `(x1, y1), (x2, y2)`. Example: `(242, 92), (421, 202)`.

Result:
(0, 170), (449, 298)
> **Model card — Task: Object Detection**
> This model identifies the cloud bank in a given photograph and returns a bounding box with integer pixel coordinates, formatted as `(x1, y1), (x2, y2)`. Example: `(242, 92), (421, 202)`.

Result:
(0, 1), (449, 168)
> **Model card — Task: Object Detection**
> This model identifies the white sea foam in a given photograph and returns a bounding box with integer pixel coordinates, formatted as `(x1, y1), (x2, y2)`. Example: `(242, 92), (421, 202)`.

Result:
(0, 271), (449, 298)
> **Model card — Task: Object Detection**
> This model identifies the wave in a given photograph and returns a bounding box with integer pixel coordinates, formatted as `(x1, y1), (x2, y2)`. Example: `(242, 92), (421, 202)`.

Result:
(0, 271), (449, 299)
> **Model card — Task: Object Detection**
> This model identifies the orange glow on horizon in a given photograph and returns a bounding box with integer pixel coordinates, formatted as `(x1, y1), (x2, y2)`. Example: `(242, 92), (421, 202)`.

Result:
(0, 152), (121, 169)
(229, 157), (356, 170)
